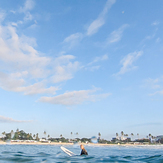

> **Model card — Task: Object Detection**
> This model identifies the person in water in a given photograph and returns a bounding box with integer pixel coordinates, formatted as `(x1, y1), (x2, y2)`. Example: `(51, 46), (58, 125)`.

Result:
(80, 144), (88, 155)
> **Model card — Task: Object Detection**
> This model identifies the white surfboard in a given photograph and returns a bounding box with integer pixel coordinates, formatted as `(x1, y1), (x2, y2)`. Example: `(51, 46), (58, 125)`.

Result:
(60, 146), (76, 156)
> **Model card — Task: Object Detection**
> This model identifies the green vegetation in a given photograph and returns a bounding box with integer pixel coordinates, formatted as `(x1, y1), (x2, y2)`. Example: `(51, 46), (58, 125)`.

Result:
(1, 129), (33, 141)
(0, 129), (163, 144)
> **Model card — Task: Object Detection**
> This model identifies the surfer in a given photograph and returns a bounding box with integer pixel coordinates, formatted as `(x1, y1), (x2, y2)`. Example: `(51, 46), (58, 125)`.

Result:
(80, 144), (88, 155)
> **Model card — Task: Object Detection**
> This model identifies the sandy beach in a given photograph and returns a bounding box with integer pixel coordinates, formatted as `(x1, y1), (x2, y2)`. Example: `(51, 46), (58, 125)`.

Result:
(0, 141), (153, 146)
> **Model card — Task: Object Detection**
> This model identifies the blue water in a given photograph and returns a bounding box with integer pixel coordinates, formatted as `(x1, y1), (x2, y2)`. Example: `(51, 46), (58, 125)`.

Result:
(0, 144), (163, 162)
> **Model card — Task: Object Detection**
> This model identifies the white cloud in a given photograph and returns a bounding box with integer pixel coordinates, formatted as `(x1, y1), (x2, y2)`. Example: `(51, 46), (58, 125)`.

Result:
(63, 33), (83, 49)
(0, 2), (109, 105)
(106, 24), (129, 44)
(156, 37), (161, 43)
(150, 90), (163, 96)
(24, 12), (33, 21)
(151, 21), (160, 26)
(88, 65), (101, 71)
(39, 88), (111, 106)
(115, 51), (143, 75)
(10, 10), (16, 14)
(62, 0), (116, 49)
(88, 54), (108, 66)
(85, 54), (108, 71)
(0, 72), (59, 95)
(140, 31), (157, 46)
(87, 0), (116, 36)
(18, 84), (58, 95)
(144, 78), (161, 89)
(144, 76), (163, 96)
(0, 23), (79, 95)
(0, 115), (32, 123)
(19, 0), (35, 22)
(0, 11), (5, 23)
(11, 22), (18, 27)
(0, 25), (50, 78)
(50, 55), (80, 83)
(19, 0), (35, 13)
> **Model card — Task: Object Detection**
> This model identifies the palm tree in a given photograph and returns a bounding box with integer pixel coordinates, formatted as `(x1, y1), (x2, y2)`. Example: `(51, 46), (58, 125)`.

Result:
(121, 131), (124, 140)
(70, 132), (73, 141)
(137, 133), (139, 140)
(33, 134), (36, 140)
(2, 131), (6, 140)
(131, 133), (134, 141)
(149, 134), (152, 142)
(116, 133), (118, 139)
(60, 134), (62, 138)
(16, 128), (19, 132)
(48, 135), (50, 139)
(98, 132), (101, 139)
(36, 133), (39, 141)
(44, 131), (46, 139)
(27, 133), (30, 139)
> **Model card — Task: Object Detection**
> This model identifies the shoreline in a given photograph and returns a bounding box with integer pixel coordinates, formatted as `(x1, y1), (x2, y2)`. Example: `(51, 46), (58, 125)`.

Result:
(0, 141), (162, 146)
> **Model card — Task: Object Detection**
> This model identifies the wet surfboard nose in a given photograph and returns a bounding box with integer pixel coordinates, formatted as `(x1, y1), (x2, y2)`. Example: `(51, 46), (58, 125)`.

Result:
(60, 146), (76, 156)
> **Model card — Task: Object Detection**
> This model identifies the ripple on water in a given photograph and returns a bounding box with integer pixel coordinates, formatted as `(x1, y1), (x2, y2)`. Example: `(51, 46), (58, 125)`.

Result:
(0, 145), (163, 162)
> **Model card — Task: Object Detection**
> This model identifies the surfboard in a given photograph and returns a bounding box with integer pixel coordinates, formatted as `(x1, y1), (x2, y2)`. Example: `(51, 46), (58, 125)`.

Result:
(60, 146), (76, 156)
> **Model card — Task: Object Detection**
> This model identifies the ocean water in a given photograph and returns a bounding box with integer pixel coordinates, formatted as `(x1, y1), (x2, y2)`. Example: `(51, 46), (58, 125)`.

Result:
(0, 144), (163, 162)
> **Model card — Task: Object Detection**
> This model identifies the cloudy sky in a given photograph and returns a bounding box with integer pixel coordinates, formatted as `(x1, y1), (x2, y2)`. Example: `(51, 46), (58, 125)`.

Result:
(0, 0), (163, 139)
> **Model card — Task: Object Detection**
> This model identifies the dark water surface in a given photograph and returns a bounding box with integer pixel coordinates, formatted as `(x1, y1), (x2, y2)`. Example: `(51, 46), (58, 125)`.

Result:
(0, 144), (163, 162)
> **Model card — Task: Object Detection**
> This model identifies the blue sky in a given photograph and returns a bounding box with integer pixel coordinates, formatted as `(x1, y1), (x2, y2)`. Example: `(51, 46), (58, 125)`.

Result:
(0, 0), (163, 140)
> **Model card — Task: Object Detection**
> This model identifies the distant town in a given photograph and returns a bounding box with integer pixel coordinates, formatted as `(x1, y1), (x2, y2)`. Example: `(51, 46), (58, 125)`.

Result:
(1, 129), (163, 145)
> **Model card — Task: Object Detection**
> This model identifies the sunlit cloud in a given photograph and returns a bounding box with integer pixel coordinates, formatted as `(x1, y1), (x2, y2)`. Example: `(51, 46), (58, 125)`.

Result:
(84, 54), (108, 71)
(87, 0), (116, 36)
(106, 24), (129, 44)
(0, 22), (79, 95)
(0, 115), (32, 123)
(144, 76), (163, 96)
(151, 21), (160, 26)
(50, 55), (80, 83)
(144, 78), (161, 89)
(150, 90), (163, 96)
(39, 88), (111, 106)
(114, 51), (143, 76)
(156, 37), (161, 43)
(0, 11), (5, 23)
(63, 33), (83, 49)
(87, 54), (108, 66)
(19, 0), (35, 13)
(63, 0), (116, 49)
(18, 0), (35, 22)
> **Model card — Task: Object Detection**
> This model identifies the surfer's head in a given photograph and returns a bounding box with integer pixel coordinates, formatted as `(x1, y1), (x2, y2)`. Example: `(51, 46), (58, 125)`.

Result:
(80, 144), (84, 149)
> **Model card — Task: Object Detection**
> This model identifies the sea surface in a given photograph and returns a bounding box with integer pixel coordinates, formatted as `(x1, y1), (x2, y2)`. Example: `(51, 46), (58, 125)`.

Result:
(0, 144), (163, 162)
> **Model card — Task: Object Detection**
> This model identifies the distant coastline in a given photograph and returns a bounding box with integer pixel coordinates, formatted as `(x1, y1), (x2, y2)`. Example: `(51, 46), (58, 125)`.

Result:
(0, 141), (162, 146)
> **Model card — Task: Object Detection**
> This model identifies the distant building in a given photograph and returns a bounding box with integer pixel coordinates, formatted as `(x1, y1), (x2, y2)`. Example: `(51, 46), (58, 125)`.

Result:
(112, 137), (131, 143)
(154, 135), (163, 143)
(40, 138), (51, 143)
